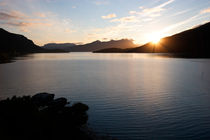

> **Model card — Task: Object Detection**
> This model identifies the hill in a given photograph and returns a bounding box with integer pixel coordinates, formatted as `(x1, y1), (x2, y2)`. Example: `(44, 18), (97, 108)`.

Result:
(0, 28), (67, 63)
(43, 39), (138, 52)
(0, 28), (43, 53)
(42, 43), (76, 50)
(94, 48), (129, 53)
(96, 22), (210, 57)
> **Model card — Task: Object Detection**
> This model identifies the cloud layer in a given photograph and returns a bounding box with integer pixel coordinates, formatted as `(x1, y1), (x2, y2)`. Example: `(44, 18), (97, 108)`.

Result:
(101, 13), (116, 19)
(200, 7), (210, 14)
(0, 0), (209, 45)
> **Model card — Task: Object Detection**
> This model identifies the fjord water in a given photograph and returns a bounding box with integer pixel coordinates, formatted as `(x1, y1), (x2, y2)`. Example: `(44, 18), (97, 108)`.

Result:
(1, 53), (210, 139)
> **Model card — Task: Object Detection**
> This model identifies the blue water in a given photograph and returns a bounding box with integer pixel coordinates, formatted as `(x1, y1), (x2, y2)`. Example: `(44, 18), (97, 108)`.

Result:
(1, 53), (210, 139)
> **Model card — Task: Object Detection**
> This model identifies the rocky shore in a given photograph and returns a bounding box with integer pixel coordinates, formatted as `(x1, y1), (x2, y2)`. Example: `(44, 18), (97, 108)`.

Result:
(0, 93), (92, 140)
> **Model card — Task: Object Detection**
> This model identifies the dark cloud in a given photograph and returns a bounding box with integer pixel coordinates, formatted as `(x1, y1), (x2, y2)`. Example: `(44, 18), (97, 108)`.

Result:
(2, 21), (52, 27)
(0, 12), (19, 20)
(5, 21), (30, 26)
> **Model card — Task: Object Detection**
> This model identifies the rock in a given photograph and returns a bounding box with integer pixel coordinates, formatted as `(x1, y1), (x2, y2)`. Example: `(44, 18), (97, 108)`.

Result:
(32, 93), (54, 106)
(71, 102), (89, 112)
(0, 93), (92, 140)
(48, 97), (67, 110)
(69, 103), (89, 126)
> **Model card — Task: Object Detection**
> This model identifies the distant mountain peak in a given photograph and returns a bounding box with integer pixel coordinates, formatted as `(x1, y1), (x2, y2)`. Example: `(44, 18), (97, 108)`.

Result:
(43, 38), (138, 52)
(95, 22), (210, 57)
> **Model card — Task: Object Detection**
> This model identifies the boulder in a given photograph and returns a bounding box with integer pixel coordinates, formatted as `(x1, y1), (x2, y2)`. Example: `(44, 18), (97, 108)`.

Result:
(71, 102), (89, 112)
(48, 97), (67, 110)
(32, 93), (54, 106)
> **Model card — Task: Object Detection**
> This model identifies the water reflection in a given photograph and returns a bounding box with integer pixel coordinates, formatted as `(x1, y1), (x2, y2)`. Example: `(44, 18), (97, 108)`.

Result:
(1, 53), (210, 139)
(16, 52), (183, 61)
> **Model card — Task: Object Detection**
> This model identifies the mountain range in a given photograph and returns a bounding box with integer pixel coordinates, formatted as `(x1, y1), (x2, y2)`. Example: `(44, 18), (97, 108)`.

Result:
(43, 43), (76, 50)
(1, 21), (210, 61)
(0, 28), (67, 63)
(42, 39), (138, 52)
(95, 22), (210, 57)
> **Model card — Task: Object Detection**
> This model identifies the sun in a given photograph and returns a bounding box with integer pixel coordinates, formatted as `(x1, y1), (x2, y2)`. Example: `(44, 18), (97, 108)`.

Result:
(147, 32), (163, 44)
(151, 37), (161, 44)
(150, 33), (162, 44)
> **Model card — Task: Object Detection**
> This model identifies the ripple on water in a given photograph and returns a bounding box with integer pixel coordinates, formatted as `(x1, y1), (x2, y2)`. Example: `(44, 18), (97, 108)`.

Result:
(1, 53), (210, 139)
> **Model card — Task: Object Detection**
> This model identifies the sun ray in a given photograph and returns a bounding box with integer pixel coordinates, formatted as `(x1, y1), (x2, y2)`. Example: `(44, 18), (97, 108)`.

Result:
(147, 32), (164, 44)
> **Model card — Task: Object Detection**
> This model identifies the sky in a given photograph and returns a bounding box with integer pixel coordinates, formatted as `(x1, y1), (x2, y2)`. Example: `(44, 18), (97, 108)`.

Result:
(0, 0), (210, 46)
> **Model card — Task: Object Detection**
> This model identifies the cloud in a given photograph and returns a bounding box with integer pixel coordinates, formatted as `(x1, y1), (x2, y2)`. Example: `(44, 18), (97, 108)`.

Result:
(0, 12), (19, 20)
(86, 22), (143, 43)
(3, 21), (52, 27)
(142, 0), (174, 15)
(0, 5), (77, 45)
(162, 7), (210, 34)
(0, 10), (28, 20)
(110, 16), (138, 23)
(139, 6), (144, 9)
(45, 0), (57, 3)
(157, 10), (206, 38)
(129, 11), (138, 14)
(34, 12), (46, 18)
(170, 9), (191, 17)
(94, 0), (109, 5)
(130, 0), (174, 17)
(0, 1), (8, 6)
(101, 13), (116, 19)
(0, 10), (52, 28)
(4, 22), (31, 27)
(64, 28), (76, 33)
(102, 38), (108, 40)
(200, 7), (210, 14)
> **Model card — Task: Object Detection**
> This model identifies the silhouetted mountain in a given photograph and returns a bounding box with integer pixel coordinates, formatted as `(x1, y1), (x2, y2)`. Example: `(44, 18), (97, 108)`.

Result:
(96, 22), (210, 57)
(43, 39), (138, 52)
(43, 43), (76, 50)
(0, 28), (67, 63)
(0, 28), (43, 53)
(128, 22), (210, 56)
(70, 39), (138, 52)
(94, 48), (129, 53)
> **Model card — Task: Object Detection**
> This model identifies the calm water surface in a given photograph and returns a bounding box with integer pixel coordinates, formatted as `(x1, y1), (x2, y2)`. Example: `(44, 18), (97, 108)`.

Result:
(1, 53), (210, 139)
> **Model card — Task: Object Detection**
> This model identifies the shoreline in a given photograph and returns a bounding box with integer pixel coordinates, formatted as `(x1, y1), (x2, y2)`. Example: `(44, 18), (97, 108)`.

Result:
(0, 93), (115, 140)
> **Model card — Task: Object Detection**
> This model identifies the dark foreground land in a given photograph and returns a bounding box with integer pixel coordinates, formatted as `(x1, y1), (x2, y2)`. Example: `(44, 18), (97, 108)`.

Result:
(0, 93), (95, 140)
(0, 28), (68, 64)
